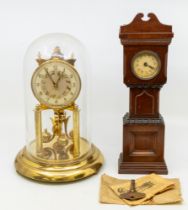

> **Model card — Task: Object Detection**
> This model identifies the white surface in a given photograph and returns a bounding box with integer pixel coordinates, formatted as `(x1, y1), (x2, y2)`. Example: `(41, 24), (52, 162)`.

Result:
(0, 0), (187, 209)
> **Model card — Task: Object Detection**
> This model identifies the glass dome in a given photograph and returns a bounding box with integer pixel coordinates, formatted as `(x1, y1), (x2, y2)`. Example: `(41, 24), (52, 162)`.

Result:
(15, 33), (103, 182)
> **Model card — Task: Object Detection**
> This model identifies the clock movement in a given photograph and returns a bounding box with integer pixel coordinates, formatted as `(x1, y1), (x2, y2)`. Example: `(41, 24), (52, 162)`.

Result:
(15, 33), (103, 182)
(118, 13), (174, 174)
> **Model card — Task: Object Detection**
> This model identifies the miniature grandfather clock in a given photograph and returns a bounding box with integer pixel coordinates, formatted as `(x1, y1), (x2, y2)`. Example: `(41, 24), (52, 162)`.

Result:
(118, 13), (173, 174)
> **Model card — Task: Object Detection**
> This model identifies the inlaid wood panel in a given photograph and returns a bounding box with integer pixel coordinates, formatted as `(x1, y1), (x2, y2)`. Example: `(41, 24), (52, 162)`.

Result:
(129, 88), (160, 118)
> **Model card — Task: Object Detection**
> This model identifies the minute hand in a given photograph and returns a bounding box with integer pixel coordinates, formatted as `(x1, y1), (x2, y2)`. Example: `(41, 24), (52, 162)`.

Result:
(55, 70), (66, 88)
(55, 73), (63, 88)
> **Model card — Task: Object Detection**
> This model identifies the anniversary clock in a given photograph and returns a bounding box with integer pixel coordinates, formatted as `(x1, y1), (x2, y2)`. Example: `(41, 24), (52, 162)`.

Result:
(15, 33), (103, 182)
(118, 13), (173, 174)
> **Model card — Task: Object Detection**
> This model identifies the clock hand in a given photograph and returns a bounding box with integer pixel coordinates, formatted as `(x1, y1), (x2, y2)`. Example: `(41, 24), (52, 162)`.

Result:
(45, 68), (56, 87)
(55, 73), (63, 88)
(144, 62), (155, 70)
(55, 69), (66, 88)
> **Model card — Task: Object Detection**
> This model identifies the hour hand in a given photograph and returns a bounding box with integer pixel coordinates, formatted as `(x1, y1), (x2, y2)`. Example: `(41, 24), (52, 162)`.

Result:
(144, 62), (155, 70)
(45, 68), (56, 86)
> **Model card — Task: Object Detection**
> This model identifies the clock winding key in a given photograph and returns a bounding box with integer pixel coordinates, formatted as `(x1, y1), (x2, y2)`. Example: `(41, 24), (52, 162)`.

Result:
(119, 180), (146, 201)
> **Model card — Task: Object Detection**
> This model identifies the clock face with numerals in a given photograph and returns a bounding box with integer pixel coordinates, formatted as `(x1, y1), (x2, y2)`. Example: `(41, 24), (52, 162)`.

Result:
(131, 50), (161, 80)
(31, 59), (81, 108)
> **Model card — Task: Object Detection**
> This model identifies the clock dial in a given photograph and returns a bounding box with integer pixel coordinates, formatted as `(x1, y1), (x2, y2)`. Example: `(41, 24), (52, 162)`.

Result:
(31, 60), (81, 108)
(131, 51), (161, 80)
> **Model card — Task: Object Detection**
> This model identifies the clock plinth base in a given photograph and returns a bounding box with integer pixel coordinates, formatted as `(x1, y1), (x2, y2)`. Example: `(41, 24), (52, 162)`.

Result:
(15, 144), (103, 183)
(118, 153), (168, 174)
(119, 113), (168, 175)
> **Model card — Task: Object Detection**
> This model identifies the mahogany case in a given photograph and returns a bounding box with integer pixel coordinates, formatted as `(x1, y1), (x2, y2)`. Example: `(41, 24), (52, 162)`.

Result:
(118, 13), (173, 174)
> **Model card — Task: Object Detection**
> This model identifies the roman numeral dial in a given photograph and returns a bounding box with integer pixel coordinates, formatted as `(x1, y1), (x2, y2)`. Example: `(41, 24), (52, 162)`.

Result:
(31, 60), (81, 108)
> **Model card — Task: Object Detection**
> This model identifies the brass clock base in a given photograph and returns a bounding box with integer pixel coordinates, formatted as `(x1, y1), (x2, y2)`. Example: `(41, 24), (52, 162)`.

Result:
(15, 144), (103, 182)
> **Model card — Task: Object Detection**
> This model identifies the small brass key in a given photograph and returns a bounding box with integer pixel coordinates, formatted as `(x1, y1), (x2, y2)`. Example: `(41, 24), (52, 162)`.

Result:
(119, 179), (146, 201)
